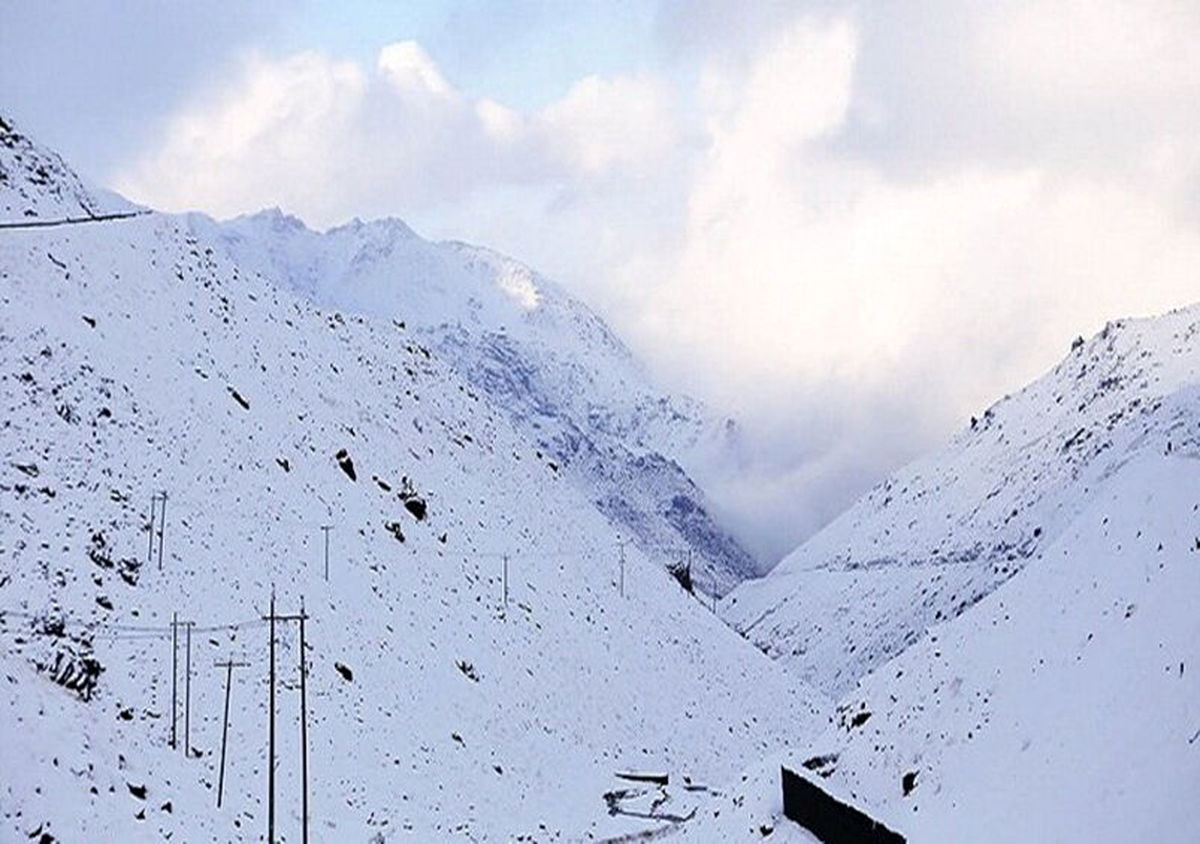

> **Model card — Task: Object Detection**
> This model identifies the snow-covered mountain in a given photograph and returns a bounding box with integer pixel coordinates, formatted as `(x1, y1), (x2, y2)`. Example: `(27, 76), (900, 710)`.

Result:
(0, 117), (824, 842)
(726, 305), (1200, 699)
(185, 208), (757, 595)
(712, 303), (1200, 840)
(779, 447), (1200, 842)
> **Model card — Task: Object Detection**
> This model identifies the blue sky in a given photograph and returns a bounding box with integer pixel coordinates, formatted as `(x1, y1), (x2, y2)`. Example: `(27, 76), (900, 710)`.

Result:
(277, 0), (662, 110)
(4, 0), (1199, 559)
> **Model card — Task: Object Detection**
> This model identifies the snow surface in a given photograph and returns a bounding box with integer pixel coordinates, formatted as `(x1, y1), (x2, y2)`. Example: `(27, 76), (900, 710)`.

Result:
(0, 119), (826, 842)
(186, 208), (757, 594)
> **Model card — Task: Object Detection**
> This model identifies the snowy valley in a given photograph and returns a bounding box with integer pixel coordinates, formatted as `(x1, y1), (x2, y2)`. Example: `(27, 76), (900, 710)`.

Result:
(3, 107), (1200, 844)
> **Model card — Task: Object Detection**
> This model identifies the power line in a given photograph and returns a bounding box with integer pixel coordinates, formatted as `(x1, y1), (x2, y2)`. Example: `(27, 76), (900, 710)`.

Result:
(0, 210), (150, 230)
(0, 608), (269, 637)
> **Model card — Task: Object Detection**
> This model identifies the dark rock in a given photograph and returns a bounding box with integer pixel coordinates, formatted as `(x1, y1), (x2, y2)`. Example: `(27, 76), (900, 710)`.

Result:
(403, 497), (427, 521)
(384, 521), (405, 543)
(335, 449), (357, 481)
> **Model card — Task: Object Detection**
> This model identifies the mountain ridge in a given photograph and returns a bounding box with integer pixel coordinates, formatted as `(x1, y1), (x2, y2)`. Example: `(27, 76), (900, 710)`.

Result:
(187, 205), (759, 592)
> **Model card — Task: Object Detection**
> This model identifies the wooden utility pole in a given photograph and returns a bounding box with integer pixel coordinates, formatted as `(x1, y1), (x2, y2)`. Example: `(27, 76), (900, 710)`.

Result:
(183, 620), (195, 755)
(157, 490), (168, 570)
(170, 612), (178, 749)
(264, 590), (277, 844)
(320, 525), (332, 581)
(148, 494), (159, 566)
(214, 659), (249, 808)
(262, 593), (311, 844)
(298, 598), (309, 844)
(273, 606), (310, 844)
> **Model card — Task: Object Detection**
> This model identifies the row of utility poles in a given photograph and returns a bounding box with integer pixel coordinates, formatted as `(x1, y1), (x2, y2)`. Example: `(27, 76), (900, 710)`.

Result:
(150, 494), (714, 618)
(485, 540), (720, 616)
(149, 492), (335, 583)
(165, 592), (310, 844)
(150, 494), (720, 844)
(151, 492), (317, 842)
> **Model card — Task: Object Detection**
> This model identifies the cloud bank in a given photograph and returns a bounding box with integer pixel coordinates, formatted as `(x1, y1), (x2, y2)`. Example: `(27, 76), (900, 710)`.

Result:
(113, 1), (1200, 564)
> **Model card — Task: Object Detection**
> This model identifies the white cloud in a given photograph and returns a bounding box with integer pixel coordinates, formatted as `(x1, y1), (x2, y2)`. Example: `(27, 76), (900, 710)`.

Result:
(116, 42), (678, 227)
(610, 7), (1200, 559)
(113, 4), (1200, 562)
(538, 74), (679, 175)
(377, 41), (455, 98)
(978, 0), (1200, 106)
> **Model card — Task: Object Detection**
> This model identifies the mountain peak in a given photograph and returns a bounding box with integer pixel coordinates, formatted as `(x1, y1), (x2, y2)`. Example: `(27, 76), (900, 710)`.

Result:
(237, 205), (310, 232)
(328, 213), (418, 240)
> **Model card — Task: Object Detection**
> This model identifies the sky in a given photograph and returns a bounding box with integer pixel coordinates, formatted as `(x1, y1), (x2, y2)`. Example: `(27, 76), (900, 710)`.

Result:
(4, 0), (1199, 562)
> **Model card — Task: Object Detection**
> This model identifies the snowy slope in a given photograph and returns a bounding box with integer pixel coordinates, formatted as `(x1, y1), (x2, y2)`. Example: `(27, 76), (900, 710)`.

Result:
(726, 305), (1200, 698)
(185, 208), (756, 594)
(780, 446), (1200, 842)
(0, 119), (825, 842)
(685, 306), (1200, 843)
(0, 115), (135, 222)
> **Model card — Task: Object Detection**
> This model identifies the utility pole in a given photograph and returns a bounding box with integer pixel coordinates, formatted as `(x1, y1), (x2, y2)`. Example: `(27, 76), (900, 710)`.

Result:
(502, 554), (509, 617)
(148, 493), (159, 566)
(170, 611), (178, 749)
(262, 592), (311, 844)
(264, 589), (276, 844)
(183, 619), (194, 755)
(157, 490), (168, 570)
(298, 597), (309, 844)
(320, 525), (332, 581)
(214, 659), (249, 808)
